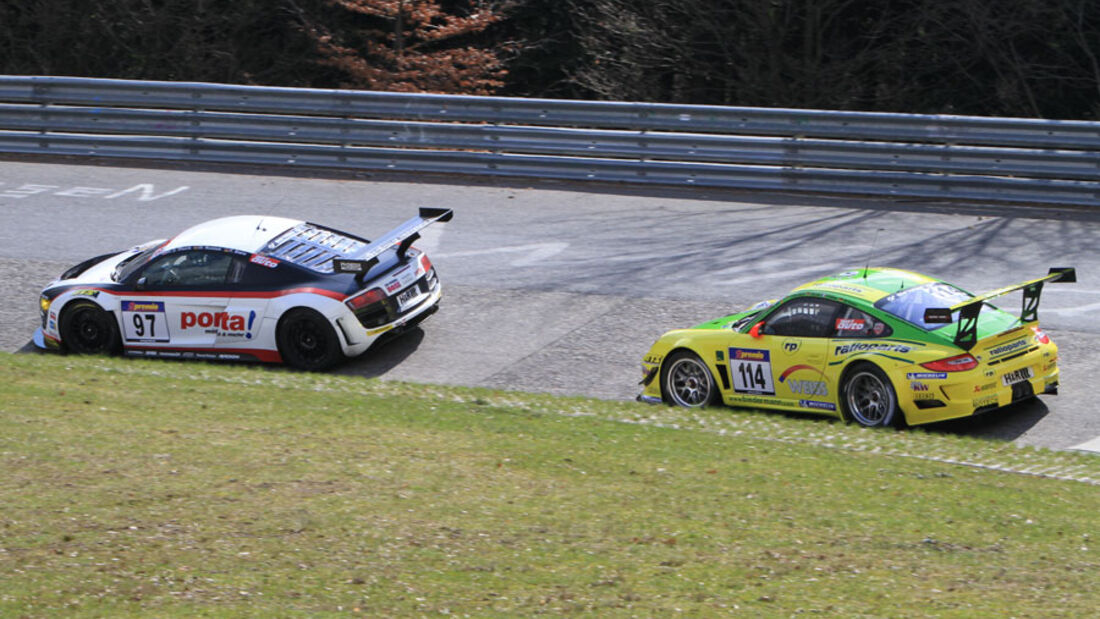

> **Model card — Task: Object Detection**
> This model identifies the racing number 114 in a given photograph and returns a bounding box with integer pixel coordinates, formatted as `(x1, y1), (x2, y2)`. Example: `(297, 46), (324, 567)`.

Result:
(729, 348), (775, 395)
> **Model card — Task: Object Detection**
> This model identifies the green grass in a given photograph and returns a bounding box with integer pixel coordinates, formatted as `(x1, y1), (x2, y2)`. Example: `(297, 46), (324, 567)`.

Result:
(1, 352), (1097, 618)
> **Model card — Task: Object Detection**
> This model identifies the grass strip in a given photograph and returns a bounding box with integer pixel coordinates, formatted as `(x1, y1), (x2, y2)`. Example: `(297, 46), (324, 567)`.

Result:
(1, 353), (1097, 618)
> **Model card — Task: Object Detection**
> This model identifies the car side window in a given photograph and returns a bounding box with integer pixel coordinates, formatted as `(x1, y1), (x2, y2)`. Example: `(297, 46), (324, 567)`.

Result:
(833, 305), (893, 338)
(761, 297), (841, 338)
(139, 250), (235, 289)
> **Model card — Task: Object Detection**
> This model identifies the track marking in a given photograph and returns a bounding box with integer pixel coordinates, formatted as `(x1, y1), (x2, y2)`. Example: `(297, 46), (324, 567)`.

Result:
(1070, 435), (1100, 454)
(434, 242), (568, 266)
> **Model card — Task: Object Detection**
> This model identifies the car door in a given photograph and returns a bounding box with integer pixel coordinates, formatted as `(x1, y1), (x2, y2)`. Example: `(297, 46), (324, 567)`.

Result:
(727, 296), (841, 411)
(121, 249), (233, 352)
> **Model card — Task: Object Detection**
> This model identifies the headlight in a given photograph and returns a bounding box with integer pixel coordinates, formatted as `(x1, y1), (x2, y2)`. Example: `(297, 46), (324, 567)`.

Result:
(39, 295), (51, 313)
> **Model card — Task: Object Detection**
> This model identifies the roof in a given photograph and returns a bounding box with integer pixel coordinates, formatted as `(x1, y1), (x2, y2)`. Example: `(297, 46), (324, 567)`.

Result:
(792, 267), (940, 304)
(161, 215), (302, 254)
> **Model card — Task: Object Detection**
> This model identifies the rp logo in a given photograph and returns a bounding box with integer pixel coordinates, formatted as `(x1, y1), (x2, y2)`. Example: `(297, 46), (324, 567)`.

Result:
(783, 340), (800, 353)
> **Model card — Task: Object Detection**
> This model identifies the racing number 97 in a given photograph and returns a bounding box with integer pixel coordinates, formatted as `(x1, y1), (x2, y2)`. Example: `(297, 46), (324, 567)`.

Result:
(132, 313), (157, 338)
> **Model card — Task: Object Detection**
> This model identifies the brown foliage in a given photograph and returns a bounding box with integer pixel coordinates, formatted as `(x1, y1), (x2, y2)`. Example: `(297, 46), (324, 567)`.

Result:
(306, 0), (508, 94)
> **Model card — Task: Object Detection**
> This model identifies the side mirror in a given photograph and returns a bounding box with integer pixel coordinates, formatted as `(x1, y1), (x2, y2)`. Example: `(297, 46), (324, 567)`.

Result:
(135, 276), (147, 290)
(749, 321), (765, 338)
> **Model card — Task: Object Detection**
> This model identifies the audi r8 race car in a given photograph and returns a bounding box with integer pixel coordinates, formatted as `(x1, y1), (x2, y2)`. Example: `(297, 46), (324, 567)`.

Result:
(638, 267), (1075, 427)
(35, 208), (452, 370)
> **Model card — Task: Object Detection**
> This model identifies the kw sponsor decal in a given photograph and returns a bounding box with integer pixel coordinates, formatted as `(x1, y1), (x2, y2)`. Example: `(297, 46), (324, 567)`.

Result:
(910, 382), (929, 392)
(907, 372), (947, 380)
(181, 310), (257, 339)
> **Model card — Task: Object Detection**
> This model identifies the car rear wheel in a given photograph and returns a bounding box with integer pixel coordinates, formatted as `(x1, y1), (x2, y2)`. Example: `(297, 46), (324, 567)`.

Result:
(60, 301), (121, 355)
(841, 364), (901, 427)
(662, 351), (719, 408)
(277, 308), (345, 371)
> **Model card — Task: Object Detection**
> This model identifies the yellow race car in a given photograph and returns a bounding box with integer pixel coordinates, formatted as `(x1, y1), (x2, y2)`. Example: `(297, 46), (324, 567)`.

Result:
(638, 267), (1075, 427)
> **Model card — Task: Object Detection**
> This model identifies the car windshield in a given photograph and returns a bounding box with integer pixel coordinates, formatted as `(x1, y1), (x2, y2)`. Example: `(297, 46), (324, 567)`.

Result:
(874, 282), (973, 330)
(111, 243), (163, 282)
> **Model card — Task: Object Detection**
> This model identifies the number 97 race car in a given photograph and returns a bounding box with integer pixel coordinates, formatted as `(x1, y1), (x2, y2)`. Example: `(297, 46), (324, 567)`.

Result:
(638, 267), (1075, 427)
(35, 208), (452, 370)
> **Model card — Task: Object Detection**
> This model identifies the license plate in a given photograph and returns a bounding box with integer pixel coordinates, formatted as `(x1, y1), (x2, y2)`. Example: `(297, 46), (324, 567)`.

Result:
(1001, 367), (1034, 386)
(396, 286), (420, 309)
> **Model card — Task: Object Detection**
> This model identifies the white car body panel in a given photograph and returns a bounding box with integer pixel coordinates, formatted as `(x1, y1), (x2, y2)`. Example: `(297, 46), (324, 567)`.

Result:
(36, 210), (451, 367)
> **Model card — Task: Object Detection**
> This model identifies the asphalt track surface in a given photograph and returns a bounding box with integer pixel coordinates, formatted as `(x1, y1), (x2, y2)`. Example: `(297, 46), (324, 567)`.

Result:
(3, 158), (1100, 453)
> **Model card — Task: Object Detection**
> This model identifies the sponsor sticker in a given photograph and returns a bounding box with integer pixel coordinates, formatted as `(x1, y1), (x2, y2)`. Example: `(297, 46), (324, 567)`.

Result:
(180, 310), (257, 339)
(834, 342), (912, 355)
(907, 372), (947, 380)
(836, 318), (865, 331)
(730, 348), (775, 395)
(988, 339), (1029, 358)
(799, 400), (836, 411)
(910, 382), (929, 392)
(250, 254), (280, 269)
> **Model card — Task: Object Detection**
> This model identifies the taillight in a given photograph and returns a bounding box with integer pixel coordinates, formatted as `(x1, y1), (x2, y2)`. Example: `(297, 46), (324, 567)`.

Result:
(346, 287), (385, 310)
(418, 253), (433, 275)
(920, 353), (978, 372)
(1032, 326), (1050, 344)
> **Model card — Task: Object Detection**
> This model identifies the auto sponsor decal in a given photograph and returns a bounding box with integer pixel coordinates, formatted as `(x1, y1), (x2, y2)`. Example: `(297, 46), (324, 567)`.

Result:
(71, 289), (99, 298)
(799, 400), (836, 411)
(973, 382), (996, 393)
(907, 372), (947, 380)
(817, 283), (867, 295)
(910, 381), (929, 392)
(249, 254), (280, 269)
(729, 348), (775, 395)
(835, 318), (865, 331)
(123, 347), (280, 363)
(385, 279), (402, 293)
(782, 340), (800, 353)
(180, 310), (257, 339)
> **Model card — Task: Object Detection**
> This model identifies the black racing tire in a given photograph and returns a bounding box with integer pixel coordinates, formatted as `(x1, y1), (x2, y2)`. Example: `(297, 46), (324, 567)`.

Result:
(840, 363), (902, 428)
(276, 308), (345, 371)
(661, 350), (720, 408)
(59, 301), (121, 356)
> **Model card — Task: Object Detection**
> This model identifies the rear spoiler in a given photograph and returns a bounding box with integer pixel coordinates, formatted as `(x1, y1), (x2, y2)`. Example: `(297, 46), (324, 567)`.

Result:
(923, 267), (1075, 350)
(333, 207), (453, 284)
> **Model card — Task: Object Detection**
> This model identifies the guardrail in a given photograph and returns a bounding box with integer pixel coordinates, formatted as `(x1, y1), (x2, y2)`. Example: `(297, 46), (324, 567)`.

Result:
(1, 76), (1098, 205)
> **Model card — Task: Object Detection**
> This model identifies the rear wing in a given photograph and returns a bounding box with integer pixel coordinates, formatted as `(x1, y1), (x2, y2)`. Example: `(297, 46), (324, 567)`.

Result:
(333, 207), (453, 283)
(923, 267), (1075, 350)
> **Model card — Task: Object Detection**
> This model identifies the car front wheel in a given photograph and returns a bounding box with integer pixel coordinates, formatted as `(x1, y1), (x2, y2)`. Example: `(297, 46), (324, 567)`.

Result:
(277, 308), (345, 371)
(662, 351), (719, 408)
(841, 364), (901, 427)
(60, 301), (121, 355)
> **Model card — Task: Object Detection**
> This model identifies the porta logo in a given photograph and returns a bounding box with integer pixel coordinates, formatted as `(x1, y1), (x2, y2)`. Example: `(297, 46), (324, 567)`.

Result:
(181, 310), (257, 339)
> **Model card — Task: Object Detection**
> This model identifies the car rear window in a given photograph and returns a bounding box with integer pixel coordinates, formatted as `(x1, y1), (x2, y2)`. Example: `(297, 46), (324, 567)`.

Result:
(874, 282), (973, 330)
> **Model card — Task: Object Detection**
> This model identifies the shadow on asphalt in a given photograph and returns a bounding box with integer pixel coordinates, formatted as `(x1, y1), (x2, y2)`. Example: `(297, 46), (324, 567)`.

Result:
(919, 398), (1050, 442)
(336, 326), (425, 379)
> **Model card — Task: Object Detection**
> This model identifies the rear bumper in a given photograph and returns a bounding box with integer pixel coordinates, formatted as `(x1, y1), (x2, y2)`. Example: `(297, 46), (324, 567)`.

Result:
(901, 366), (1059, 426)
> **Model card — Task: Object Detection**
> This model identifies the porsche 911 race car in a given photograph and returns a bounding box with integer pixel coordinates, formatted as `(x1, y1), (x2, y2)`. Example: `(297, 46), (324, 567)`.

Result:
(35, 208), (452, 370)
(638, 267), (1075, 427)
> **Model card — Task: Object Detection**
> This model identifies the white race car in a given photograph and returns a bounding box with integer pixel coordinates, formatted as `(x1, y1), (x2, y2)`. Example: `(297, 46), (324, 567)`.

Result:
(35, 208), (452, 370)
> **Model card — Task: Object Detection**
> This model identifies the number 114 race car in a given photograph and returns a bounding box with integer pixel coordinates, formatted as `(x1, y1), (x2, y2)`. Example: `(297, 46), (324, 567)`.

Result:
(35, 208), (452, 370)
(638, 266), (1075, 427)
